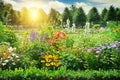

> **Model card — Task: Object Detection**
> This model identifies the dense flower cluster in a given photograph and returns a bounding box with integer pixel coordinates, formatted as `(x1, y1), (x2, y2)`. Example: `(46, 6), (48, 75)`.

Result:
(0, 47), (20, 67)
(41, 54), (59, 67)
(87, 41), (120, 57)
(47, 31), (67, 43)
(30, 30), (48, 43)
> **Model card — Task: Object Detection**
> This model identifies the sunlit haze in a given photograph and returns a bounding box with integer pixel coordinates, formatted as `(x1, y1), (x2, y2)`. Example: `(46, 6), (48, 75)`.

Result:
(30, 9), (38, 20)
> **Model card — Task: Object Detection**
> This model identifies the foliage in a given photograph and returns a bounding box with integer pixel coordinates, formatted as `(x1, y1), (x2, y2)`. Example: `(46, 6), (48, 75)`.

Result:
(101, 8), (108, 22)
(0, 67), (120, 80)
(87, 7), (100, 24)
(48, 8), (61, 26)
(60, 51), (86, 70)
(0, 22), (18, 47)
(93, 24), (100, 29)
(73, 7), (86, 27)
(62, 7), (72, 26)
(65, 37), (74, 48)
(107, 5), (116, 21)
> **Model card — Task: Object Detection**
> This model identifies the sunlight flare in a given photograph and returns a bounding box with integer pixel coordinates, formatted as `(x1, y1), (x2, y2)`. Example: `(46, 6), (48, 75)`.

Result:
(30, 8), (38, 20)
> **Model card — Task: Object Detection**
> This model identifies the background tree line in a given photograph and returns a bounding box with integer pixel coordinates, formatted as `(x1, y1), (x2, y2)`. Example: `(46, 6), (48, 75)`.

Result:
(0, 0), (120, 28)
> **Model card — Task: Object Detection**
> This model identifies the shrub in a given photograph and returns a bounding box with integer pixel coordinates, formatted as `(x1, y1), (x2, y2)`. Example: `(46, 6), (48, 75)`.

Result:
(0, 22), (18, 47)
(93, 24), (100, 29)
(0, 45), (20, 70)
(0, 67), (120, 80)
(60, 50), (86, 70)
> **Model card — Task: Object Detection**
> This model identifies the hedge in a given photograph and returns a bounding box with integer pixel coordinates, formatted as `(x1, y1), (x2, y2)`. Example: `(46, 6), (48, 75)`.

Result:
(0, 67), (120, 80)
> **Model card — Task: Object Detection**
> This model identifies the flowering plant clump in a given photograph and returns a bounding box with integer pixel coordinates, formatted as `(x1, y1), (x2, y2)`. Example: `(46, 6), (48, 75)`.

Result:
(47, 31), (67, 43)
(86, 41), (120, 69)
(87, 41), (120, 57)
(41, 54), (59, 67)
(0, 47), (20, 69)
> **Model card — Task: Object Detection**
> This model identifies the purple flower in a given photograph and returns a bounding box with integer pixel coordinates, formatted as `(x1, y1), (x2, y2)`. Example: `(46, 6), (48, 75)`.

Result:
(41, 52), (45, 55)
(109, 43), (117, 48)
(97, 46), (106, 50)
(40, 34), (44, 43)
(30, 30), (38, 42)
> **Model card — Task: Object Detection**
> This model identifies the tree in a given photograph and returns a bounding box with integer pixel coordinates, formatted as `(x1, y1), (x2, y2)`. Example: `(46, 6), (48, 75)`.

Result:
(0, 1), (13, 25)
(70, 4), (77, 16)
(21, 7), (30, 25)
(3, 3), (13, 25)
(48, 8), (60, 25)
(38, 8), (47, 24)
(107, 5), (116, 21)
(10, 10), (21, 25)
(116, 8), (120, 25)
(73, 7), (86, 27)
(62, 7), (72, 26)
(87, 7), (100, 27)
(101, 8), (108, 27)
(0, 0), (4, 22)
(101, 8), (108, 22)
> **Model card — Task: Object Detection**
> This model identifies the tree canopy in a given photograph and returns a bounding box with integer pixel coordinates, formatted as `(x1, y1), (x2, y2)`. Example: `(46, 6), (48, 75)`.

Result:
(73, 7), (86, 27)
(87, 7), (100, 24)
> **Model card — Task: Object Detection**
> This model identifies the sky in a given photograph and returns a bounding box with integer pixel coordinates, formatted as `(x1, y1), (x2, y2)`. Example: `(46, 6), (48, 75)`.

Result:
(4, 0), (120, 14)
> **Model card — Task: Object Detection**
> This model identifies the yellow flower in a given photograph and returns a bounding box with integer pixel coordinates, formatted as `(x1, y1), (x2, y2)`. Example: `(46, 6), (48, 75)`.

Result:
(42, 54), (59, 67)
(54, 63), (59, 67)
(113, 29), (119, 32)
(41, 60), (45, 63)
(53, 55), (58, 60)
(45, 58), (51, 62)
(45, 63), (50, 66)
(47, 54), (53, 58)
(50, 62), (54, 65)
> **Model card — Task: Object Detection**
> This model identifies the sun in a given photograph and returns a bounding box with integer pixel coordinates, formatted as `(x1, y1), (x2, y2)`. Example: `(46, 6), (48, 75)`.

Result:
(30, 8), (38, 20)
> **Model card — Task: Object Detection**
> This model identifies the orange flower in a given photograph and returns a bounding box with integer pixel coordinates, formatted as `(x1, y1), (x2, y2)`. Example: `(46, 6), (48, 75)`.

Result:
(3, 50), (11, 59)
(75, 54), (79, 57)
(72, 49), (75, 52)
(53, 31), (67, 41)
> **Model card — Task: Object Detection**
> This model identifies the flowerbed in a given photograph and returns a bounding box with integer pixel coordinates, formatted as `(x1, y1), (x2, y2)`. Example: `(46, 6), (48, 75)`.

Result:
(0, 23), (120, 79)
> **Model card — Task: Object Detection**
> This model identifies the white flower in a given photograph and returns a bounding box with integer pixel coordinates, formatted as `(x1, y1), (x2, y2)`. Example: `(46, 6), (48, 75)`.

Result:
(12, 62), (16, 65)
(16, 55), (19, 58)
(10, 57), (13, 60)
(13, 47), (16, 51)
(17, 59), (20, 61)
(2, 63), (6, 66)
(4, 60), (9, 63)
(11, 53), (16, 56)
(8, 47), (13, 52)
(8, 56), (12, 59)
(96, 51), (101, 54)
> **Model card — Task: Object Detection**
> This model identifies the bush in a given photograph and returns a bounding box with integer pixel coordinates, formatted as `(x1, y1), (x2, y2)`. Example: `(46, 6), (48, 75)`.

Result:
(0, 67), (120, 80)
(93, 24), (100, 29)
(60, 50), (86, 70)
(0, 22), (18, 47)
(0, 44), (20, 70)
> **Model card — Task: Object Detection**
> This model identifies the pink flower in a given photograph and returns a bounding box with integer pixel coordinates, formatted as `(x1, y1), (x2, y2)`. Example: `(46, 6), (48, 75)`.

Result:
(87, 48), (93, 53)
